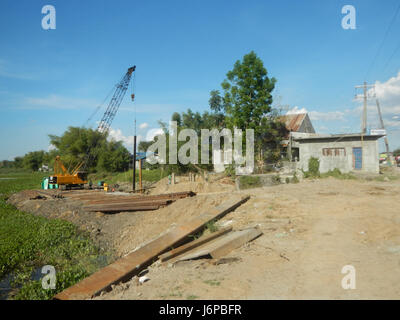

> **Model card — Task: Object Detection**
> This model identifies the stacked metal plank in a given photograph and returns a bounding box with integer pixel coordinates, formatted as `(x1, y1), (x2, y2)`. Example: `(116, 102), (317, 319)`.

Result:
(54, 196), (251, 300)
(40, 189), (196, 213)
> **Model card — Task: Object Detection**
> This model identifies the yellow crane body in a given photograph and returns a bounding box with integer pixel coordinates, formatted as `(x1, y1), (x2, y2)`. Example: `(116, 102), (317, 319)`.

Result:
(50, 156), (87, 189)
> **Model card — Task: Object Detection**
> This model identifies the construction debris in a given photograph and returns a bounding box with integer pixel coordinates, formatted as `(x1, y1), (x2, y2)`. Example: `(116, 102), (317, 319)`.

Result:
(54, 195), (250, 300)
(158, 226), (233, 262)
(171, 227), (262, 263)
(37, 189), (196, 213)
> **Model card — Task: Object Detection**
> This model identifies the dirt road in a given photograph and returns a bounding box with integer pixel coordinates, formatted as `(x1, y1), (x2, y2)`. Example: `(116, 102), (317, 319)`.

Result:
(97, 176), (400, 300)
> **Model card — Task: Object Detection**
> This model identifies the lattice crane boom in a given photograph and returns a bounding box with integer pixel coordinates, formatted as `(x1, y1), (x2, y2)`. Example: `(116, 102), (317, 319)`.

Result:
(51, 66), (136, 189)
(79, 65), (136, 173)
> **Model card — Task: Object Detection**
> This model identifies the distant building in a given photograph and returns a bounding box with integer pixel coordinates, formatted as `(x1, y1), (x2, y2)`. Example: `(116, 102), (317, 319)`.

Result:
(280, 113), (383, 174)
(280, 113), (315, 134)
(280, 113), (316, 161)
(292, 133), (383, 174)
(38, 164), (49, 172)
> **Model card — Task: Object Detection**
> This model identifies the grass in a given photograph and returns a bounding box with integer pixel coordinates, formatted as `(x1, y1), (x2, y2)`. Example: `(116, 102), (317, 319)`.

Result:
(373, 174), (399, 182)
(188, 218), (219, 241)
(320, 168), (357, 180)
(203, 279), (221, 286)
(239, 175), (262, 189)
(88, 168), (167, 185)
(0, 170), (107, 300)
(204, 219), (219, 233)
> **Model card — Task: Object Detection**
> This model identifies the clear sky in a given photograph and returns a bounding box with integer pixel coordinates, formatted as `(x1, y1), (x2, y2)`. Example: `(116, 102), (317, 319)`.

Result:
(1, 0), (400, 160)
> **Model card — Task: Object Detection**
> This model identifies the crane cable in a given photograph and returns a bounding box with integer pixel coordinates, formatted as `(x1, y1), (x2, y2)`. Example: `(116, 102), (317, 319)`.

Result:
(83, 84), (117, 129)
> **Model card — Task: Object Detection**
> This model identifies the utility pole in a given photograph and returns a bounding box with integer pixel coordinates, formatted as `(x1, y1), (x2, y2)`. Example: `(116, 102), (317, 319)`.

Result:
(131, 66), (137, 192)
(355, 81), (374, 170)
(133, 135), (136, 192)
(376, 99), (391, 166)
(355, 82), (374, 133)
(362, 82), (367, 134)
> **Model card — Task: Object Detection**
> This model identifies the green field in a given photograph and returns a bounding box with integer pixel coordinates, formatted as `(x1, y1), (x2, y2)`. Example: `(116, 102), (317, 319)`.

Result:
(0, 171), (108, 300)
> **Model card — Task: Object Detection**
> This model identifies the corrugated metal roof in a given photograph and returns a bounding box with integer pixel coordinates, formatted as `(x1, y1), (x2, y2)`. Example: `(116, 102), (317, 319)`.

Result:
(280, 113), (307, 132)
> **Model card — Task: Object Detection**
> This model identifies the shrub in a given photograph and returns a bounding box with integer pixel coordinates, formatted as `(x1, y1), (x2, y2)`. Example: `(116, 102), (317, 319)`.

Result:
(291, 173), (299, 183)
(303, 157), (320, 178)
(239, 175), (262, 189)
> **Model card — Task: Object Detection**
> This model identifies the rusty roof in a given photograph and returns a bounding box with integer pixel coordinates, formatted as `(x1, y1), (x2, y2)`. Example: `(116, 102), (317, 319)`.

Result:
(280, 113), (307, 132)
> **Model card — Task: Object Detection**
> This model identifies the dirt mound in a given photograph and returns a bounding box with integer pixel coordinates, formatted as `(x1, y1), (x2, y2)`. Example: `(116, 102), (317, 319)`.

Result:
(149, 175), (235, 195)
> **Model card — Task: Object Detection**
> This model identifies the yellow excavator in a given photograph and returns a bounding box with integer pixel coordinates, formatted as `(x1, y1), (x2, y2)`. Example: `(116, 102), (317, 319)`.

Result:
(48, 66), (136, 190)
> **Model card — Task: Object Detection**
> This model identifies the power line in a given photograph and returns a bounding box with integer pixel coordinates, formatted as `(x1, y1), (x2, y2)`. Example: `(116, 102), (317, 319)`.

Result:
(364, 2), (400, 81)
(382, 38), (400, 73)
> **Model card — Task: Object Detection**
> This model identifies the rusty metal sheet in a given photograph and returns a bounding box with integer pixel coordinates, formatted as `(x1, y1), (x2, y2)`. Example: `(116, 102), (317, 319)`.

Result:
(86, 194), (191, 205)
(159, 226), (232, 262)
(83, 205), (161, 213)
(173, 227), (262, 262)
(54, 195), (249, 300)
(83, 199), (171, 210)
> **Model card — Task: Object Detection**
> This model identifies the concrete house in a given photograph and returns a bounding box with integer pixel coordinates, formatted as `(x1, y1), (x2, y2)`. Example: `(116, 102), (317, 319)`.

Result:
(292, 133), (383, 174)
(280, 113), (316, 161)
(281, 113), (383, 174)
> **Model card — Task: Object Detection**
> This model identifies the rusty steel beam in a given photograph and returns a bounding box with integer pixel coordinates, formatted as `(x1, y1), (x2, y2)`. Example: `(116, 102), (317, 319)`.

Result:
(158, 226), (233, 262)
(84, 199), (172, 208)
(54, 195), (249, 300)
(87, 199), (163, 205)
(65, 191), (195, 202)
(173, 227), (263, 262)
(83, 200), (172, 212)
(85, 193), (194, 205)
(84, 205), (160, 213)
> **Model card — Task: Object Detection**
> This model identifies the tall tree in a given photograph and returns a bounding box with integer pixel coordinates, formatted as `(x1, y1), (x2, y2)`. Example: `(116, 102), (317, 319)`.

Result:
(221, 51), (276, 133)
(215, 51), (287, 165)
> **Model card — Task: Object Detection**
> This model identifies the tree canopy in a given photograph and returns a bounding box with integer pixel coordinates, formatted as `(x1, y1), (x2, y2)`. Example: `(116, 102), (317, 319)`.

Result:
(210, 51), (287, 163)
(6, 127), (132, 172)
(48, 127), (131, 173)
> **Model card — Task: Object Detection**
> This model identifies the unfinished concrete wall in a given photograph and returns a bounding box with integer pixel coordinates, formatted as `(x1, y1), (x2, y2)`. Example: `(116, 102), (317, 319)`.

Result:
(297, 139), (379, 174)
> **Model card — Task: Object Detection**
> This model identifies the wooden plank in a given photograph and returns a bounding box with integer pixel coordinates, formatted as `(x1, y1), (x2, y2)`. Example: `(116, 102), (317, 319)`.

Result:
(158, 226), (233, 262)
(173, 227), (262, 262)
(54, 195), (249, 300)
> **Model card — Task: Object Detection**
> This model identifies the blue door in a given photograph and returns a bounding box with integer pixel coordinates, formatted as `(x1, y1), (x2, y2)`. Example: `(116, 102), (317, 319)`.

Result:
(353, 147), (362, 170)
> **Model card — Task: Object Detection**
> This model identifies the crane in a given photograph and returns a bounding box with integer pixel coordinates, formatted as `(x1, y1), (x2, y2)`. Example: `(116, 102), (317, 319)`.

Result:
(49, 66), (136, 189)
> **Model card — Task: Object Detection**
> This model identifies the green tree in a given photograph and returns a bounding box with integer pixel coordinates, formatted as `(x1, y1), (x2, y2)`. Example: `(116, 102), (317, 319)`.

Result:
(220, 51), (276, 133)
(171, 112), (182, 126)
(14, 157), (23, 168)
(49, 127), (130, 173)
(97, 140), (131, 172)
(22, 151), (46, 171)
(213, 51), (287, 166)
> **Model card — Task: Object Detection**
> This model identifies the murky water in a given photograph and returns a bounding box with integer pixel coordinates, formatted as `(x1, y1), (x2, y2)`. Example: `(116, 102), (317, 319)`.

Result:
(0, 267), (43, 300)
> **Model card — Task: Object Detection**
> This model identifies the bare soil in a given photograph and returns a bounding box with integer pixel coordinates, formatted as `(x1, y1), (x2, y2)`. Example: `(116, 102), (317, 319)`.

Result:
(99, 174), (400, 300)
(8, 170), (400, 299)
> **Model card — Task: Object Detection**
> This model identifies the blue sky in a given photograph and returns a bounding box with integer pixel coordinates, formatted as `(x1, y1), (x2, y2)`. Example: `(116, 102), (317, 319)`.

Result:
(1, 0), (400, 160)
